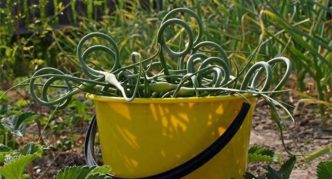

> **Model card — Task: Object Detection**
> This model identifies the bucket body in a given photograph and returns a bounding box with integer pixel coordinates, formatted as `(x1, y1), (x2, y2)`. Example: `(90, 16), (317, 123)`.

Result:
(87, 94), (255, 179)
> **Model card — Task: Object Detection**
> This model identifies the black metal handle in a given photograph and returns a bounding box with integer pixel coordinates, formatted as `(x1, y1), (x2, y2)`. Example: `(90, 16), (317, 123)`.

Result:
(85, 102), (251, 179)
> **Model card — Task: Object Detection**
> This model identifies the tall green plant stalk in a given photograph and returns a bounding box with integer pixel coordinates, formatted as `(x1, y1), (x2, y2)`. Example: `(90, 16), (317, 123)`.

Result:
(53, 0), (59, 24)
(71, 0), (77, 24)
(87, 0), (93, 19)
(305, 143), (332, 162)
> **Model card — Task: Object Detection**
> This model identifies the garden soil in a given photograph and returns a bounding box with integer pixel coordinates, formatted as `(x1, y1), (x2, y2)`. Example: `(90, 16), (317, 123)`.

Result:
(248, 98), (332, 179)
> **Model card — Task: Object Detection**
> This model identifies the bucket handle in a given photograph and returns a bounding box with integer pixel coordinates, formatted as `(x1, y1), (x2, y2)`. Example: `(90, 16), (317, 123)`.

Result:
(85, 102), (251, 179)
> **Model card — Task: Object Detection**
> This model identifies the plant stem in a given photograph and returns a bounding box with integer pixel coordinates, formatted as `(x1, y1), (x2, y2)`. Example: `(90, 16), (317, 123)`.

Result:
(304, 143), (332, 161)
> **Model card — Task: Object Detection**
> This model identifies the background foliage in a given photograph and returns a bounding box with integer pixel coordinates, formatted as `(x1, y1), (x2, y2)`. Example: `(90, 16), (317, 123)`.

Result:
(0, 0), (331, 178)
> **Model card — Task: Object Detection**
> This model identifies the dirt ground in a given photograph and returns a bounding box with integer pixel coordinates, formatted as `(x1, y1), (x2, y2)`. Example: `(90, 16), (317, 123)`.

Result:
(248, 96), (332, 178)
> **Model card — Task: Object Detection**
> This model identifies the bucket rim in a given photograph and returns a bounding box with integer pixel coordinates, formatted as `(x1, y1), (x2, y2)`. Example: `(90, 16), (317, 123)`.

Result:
(86, 93), (255, 104)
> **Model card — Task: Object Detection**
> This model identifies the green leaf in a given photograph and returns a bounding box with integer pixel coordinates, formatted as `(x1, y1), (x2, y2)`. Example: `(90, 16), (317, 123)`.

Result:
(279, 156), (296, 178)
(0, 151), (14, 164)
(1, 112), (35, 137)
(15, 112), (35, 129)
(262, 10), (332, 64)
(248, 145), (276, 163)
(2, 116), (23, 136)
(249, 154), (274, 163)
(0, 144), (11, 152)
(0, 91), (8, 103)
(20, 143), (43, 155)
(249, 145), (275, 157)
(267, 166), (282, 179)
(317, 160), (332, 179)
(266, 156), (296, 179)
(0, 153), (41, 179)
(56, 166), (93, 179)
(14, 99), (29, 108)
(5, 47), (11, 57)
(87, 165), (111, 177)
(0, 104), (8, 115)
(55, 166), (111, 179)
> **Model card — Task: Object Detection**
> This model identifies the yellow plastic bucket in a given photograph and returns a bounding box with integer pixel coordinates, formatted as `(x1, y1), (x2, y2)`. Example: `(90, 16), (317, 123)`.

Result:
(86, 94), (256, 179)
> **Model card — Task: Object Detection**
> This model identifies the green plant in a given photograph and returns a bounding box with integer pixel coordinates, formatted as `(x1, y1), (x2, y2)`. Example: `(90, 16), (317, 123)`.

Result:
(52, 159), (332, 179)
(0, 90), (39, 148)
(317, 160), (332, 179)
(247, 149), (332, 179)
(55, 165), (111, 179)
(245, 155), (296, 179)
(305, 143), (332, 162)
(0, 89), (45, 178)
(0, 143), (43, 179)
(247, 145), (332, 179)
(248, 145), (280, 163)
